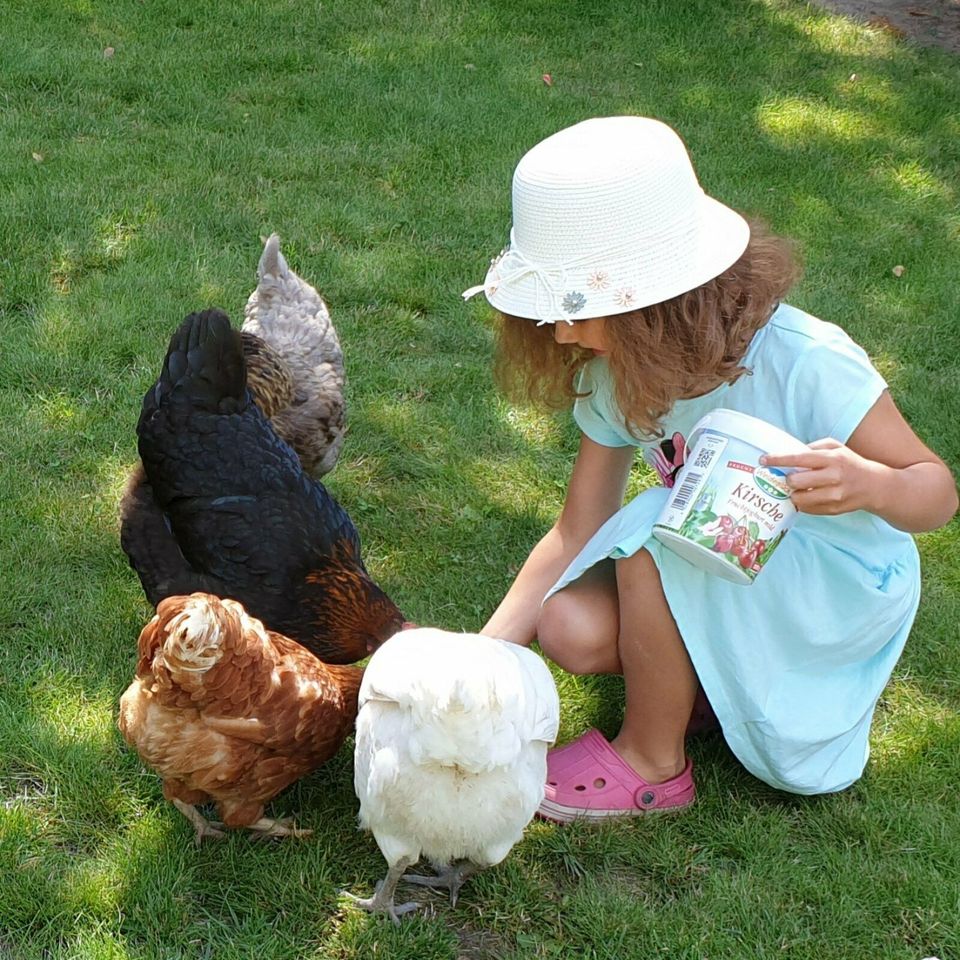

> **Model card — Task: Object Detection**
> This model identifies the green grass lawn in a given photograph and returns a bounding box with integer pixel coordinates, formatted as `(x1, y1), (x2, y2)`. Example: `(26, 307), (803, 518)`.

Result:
(1, 0), (958, 957)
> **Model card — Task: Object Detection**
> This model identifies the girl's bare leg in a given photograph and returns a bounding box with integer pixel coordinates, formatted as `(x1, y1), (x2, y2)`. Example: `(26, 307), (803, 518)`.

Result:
(612, 548), (697, 783)
(538, 551), (696, 785)
(537, 560), (621, 674)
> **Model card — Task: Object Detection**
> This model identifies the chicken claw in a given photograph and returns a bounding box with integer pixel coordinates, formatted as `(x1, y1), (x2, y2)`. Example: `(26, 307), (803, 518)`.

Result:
(247, 816), (313, 840)
(342, 859), (419, 926)
(172, 800), (225, 845)
(402, 860), (478, 907)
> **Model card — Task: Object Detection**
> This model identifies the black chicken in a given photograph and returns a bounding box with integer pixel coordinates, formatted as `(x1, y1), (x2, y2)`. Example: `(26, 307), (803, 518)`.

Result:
(120, 309), (403, 664)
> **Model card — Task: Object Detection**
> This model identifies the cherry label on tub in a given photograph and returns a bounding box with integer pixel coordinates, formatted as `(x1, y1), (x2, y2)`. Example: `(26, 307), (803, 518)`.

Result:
(652, 410), (805, 586)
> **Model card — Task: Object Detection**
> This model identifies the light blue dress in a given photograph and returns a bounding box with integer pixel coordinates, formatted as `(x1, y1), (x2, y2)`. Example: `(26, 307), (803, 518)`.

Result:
(544, 303), (921, 795)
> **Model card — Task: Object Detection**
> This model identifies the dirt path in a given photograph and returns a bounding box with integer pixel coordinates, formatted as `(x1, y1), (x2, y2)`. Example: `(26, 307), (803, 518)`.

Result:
(809, 0), (960, 54)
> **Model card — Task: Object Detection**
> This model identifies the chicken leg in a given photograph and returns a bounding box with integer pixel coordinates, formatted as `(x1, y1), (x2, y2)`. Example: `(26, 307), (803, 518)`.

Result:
(343, 857), (420, 925)
(402, 860), (480, 907)
(247, 816), (313, 839)
(172, 799), (225, 845)
(174, 802), (312, 844)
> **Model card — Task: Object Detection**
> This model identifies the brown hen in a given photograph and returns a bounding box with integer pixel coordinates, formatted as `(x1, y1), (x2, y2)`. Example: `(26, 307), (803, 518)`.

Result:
(118, 592), (363, 843)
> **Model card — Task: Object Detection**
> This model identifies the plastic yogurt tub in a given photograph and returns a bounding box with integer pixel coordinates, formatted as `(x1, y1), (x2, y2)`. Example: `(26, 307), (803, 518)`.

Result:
(652, 409), (809, 585)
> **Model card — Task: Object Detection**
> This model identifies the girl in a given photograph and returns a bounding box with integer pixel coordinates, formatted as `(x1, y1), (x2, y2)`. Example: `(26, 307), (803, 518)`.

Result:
(465, 116), (957, 822)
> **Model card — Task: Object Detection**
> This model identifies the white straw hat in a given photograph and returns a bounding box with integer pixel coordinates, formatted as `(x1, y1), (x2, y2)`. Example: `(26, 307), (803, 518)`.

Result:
(463, 116), (750, 324)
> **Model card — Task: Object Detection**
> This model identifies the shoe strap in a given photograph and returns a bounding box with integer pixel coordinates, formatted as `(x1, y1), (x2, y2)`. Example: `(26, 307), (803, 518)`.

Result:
(632, 759), (693, 809)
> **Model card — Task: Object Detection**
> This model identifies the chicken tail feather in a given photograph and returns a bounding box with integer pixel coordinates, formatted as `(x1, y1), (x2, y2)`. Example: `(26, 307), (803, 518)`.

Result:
(148, 309), (247, 419)
(258, 233), (288, 280)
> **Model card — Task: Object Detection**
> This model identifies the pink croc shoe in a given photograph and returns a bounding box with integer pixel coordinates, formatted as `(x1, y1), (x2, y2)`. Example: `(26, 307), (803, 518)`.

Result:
(538, 729), (695, 823)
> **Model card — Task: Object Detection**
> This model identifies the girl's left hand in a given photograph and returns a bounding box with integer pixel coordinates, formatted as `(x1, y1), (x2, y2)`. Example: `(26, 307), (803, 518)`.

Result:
(760, 438), (884, 516)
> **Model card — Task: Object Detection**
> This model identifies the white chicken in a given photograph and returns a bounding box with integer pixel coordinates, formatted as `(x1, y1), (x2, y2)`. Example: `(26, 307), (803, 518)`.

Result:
(348, 627), (560, 923)
(242, 233), (346, 477)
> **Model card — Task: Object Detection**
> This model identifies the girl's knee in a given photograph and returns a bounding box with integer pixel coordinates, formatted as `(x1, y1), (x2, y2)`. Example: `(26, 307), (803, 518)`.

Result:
(538, 631), (587, 674)
(537, 593), (613, 674)
(536, 597), (576, 668)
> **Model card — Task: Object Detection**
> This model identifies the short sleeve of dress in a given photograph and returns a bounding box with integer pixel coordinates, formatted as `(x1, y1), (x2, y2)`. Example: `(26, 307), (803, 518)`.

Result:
(786, 325), (888, 443)
(572, 362), (635, 447)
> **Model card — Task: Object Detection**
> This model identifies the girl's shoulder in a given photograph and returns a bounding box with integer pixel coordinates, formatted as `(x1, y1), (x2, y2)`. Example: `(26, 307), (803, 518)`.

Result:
(749, 302), (877, 387)
(746, 303), (886, 445)
(760, 302), (861, 355)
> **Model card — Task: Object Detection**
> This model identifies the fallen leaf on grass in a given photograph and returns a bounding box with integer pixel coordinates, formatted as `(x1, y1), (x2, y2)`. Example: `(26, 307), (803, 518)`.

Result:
(103, 46), (115, 58)
(31, 152), (43, 163)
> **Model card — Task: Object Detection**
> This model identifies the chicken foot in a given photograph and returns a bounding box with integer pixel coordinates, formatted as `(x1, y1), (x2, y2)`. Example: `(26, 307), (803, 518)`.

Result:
(402, 860), (479, 907)
(246, 816), (313, 840)
(172, 799), (225, 845)
(342, 857), (420, 926)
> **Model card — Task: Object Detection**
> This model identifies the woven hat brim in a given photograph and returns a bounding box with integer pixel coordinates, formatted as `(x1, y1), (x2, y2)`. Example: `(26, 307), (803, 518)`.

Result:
(479, 193), (750, 323)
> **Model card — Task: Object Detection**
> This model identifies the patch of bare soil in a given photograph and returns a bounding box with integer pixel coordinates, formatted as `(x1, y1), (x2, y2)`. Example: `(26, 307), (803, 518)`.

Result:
(809, 0), (960, 54)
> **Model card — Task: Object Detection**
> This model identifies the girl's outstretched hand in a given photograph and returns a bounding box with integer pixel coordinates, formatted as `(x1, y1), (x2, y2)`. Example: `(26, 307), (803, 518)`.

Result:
(762, 439), (883, 516)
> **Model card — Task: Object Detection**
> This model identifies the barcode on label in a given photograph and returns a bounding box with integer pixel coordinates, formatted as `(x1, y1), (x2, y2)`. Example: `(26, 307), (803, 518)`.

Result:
(670, 471), (702, 510)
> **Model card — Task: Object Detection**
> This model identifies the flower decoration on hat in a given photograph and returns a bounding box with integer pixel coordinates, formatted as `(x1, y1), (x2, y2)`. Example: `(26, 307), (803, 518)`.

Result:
(562, 291), (586, 314)
(587, 270), (611, 291)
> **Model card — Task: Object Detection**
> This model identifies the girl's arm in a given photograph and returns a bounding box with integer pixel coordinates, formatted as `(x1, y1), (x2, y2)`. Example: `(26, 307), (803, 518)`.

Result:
(761, 390), (958, 533)
(482, 434), (636, 645)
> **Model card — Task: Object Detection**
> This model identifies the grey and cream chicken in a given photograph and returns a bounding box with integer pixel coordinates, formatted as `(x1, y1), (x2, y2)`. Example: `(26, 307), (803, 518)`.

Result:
(242, 233), (346, 478)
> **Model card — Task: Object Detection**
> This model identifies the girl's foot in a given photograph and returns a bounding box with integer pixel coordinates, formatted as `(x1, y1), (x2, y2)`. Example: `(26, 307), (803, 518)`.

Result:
(538, 729), (695, 823)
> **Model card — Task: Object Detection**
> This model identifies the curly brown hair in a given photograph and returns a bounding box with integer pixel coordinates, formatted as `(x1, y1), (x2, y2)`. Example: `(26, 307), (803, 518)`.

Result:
(492, 220), (801, 439)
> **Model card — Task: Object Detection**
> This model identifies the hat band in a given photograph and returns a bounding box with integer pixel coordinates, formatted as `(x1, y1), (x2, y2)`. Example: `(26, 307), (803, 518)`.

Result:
(463, 236), (571, 325)
(463, 229), (640, 325)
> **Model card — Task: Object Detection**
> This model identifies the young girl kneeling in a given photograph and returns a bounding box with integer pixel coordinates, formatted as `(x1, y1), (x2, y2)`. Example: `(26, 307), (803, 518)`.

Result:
(468, 116), (957, 822)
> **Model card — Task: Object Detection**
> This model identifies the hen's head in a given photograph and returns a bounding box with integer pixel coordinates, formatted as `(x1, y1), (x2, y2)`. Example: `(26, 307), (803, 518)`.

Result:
(303, 565), (404, 663)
